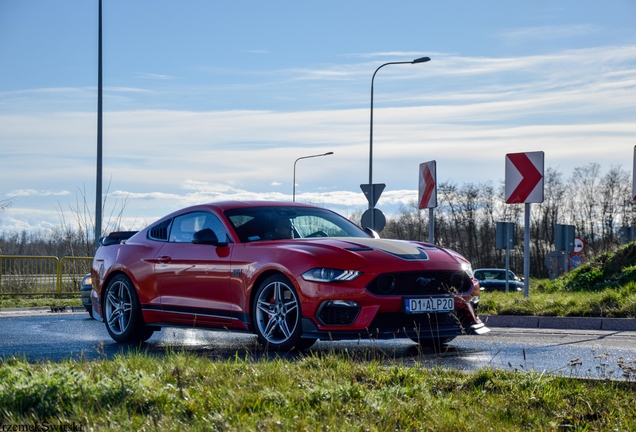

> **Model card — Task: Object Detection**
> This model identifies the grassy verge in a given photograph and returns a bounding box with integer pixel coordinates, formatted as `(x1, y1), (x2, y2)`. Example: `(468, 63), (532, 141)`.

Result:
(1, 351), (635, 431)
(479, 283), (636, 318)
(0, 294), (82, 309)
(479, 242), (636, 318)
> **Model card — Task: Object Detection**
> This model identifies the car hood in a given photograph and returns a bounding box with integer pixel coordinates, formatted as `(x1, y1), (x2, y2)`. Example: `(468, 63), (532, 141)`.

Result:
(251, 237), (468, 271)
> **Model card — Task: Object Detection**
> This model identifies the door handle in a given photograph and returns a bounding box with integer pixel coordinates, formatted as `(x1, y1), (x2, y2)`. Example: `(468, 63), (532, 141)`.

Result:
(158, 256), (171, 263)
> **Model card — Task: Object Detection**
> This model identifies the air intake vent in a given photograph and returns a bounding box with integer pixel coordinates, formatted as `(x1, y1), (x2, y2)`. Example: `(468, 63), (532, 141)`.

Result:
(148, 219), (172, 242)
(367, 271), (472, 296)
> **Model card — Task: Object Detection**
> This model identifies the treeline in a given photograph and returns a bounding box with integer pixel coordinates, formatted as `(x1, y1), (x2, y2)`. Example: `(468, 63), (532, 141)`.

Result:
(0, 227), (94, 258)
(382, 163), (635, 278)
(0, 189), (124, 258)
(0, 163), (633, 278)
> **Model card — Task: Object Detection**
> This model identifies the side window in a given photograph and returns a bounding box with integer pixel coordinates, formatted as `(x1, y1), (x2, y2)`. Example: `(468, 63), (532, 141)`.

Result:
(169, 211), (228, 243)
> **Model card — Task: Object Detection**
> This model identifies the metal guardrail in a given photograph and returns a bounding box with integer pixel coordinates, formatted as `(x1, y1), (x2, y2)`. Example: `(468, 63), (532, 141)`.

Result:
(0, 256), (93, 295)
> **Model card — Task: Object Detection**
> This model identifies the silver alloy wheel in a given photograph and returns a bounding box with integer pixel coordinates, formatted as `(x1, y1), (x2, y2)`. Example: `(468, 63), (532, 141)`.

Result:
(255, 279), (299, 345)
(104, 279), (133, 336)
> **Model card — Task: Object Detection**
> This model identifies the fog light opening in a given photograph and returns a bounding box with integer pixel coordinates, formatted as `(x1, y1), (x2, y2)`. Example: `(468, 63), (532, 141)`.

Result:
(327, 300), (358, 308)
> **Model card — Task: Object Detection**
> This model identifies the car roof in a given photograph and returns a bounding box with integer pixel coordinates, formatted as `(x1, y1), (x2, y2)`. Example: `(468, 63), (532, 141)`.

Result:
(475, 268), (510, 271)
(147, 201), (336, 229)
(474, 268), (515, 274)
(188, 201), (318, 212)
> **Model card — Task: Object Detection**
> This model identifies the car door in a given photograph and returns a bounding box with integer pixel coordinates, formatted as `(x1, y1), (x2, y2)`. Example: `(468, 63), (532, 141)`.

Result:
(153, 211), (241, 327)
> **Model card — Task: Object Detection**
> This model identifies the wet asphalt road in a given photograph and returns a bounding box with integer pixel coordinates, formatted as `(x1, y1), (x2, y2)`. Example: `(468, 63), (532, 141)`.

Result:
(2, 311), (636, 379)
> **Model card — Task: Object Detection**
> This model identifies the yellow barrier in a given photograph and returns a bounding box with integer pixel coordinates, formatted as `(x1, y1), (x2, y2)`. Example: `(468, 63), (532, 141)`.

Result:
(0, 256), (93, 295)
(59, 257), (93, 294)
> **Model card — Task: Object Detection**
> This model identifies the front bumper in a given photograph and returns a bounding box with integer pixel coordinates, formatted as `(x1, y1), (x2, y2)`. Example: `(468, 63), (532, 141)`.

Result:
(80, 285), (92, 311)
(300, 310), (490, 341)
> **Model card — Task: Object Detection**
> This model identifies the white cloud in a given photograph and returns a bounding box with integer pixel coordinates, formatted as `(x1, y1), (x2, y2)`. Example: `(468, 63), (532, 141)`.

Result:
(6, 189), (71, 198)
(1, 45), (635, 231)
(500, 25), (600, 42)
(135, 73), (179, 81)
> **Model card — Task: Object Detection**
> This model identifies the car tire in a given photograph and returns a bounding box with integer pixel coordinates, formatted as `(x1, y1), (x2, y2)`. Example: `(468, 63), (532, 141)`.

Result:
(103, 274), (151, 343)
(293, 338), (317, 351)
(252, 274), (304, 351)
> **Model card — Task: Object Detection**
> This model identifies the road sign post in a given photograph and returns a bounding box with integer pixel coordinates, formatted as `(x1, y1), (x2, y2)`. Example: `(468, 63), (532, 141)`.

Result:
(496, 221), (515, 292)
(620, 226), (636, 244)
(418, 161), (437, 244)
(555, 224), (575, 274)
(505, 151), (544, 298)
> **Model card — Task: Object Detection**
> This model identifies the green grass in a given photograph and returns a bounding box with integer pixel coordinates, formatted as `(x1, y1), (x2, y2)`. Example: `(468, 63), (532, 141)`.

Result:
(1, 351), (636, 431)
(0, 294), (82, 309)
(542, 242), (636, 293)
(479, 282), (636, 318)
(479, 242), (636, 318)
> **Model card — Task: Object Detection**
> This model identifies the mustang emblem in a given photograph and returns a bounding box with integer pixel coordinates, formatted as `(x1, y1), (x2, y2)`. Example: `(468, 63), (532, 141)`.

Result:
(416, 277), (434, 288)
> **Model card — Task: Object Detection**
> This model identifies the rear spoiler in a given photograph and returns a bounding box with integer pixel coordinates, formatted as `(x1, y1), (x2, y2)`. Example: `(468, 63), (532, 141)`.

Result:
(99, 231), (138, 246)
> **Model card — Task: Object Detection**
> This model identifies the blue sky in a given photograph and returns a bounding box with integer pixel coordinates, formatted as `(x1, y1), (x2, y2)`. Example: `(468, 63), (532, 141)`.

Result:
(1, 1), (636, 233)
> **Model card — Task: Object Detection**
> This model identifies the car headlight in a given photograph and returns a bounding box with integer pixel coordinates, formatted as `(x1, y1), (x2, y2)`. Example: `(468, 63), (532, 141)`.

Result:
(302, 268), (361, 283)
(82, 274), (92, 286)
(461, 262), (474, 279)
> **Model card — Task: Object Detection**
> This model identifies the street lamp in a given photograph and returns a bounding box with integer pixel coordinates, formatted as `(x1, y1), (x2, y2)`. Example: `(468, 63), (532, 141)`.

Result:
(293, 152), (334, 201)
(95, 0), (103, 252)
(367, 56), (430, 229)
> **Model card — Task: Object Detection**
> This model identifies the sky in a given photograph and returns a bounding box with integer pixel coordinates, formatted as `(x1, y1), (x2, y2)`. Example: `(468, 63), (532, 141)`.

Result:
(1, 0), (636, 234)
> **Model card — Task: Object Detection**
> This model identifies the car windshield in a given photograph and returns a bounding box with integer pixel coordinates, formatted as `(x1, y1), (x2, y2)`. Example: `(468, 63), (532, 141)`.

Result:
(475, 270), (514, 280)
(224, 206), (369, 243)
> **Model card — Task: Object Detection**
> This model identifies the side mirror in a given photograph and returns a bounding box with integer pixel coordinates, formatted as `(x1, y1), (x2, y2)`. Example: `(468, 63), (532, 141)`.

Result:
(192, 228), (228, 247)
(363, 227), (380, 239)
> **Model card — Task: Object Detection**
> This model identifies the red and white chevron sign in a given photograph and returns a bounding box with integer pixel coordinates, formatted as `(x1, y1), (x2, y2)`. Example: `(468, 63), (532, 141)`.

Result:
(505, 151), (544, 204)
(418, 161), (437, 209)
(632, 146), (635, 200)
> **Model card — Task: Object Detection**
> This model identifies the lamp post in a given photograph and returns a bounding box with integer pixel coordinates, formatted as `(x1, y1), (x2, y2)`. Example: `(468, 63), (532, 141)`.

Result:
(95, 0), (103, 252)
(293, 152), (334, 201)
(367, 56), (430, 229)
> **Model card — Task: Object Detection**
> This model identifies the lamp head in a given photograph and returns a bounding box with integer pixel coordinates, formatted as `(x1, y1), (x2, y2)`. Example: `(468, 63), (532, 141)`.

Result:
(412, 56), (431, 64)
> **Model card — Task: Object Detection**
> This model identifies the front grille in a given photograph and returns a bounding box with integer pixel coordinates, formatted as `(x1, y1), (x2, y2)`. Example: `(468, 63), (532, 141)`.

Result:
(366, 271), (472, 296)
(317, 305), (361, 326)
(367, 312), (462, 334)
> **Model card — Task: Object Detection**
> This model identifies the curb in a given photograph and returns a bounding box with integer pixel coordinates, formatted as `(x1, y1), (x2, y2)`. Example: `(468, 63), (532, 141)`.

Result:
(481, 315), (636, 331)
(1, 308), (635, 331)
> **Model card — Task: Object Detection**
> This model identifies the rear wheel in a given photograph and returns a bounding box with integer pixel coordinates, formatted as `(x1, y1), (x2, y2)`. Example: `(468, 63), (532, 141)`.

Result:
(253, 275), (305, 351)
(103, 274), (153, 343)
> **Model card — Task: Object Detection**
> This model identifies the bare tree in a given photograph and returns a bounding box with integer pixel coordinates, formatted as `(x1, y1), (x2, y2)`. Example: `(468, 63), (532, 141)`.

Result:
(598, 165), (631, 251)
(567, 163), (602, 254)
(382, 163), (630, 278)
(0, 198), (11, 212)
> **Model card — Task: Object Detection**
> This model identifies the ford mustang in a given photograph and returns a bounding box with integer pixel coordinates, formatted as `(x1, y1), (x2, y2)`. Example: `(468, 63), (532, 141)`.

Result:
(90, 201), (489, 350)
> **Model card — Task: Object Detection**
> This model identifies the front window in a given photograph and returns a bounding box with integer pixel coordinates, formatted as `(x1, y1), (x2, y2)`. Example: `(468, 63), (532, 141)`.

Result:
(224, 206), (368, 243)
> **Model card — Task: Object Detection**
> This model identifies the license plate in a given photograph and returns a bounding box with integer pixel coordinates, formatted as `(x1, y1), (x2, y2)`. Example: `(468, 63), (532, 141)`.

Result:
(404, 297), (454, 314)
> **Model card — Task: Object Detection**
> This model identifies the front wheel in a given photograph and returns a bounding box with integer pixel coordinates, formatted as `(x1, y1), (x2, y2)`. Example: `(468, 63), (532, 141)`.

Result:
(103, 274), (152, 343)
(252, 275), (304, 351)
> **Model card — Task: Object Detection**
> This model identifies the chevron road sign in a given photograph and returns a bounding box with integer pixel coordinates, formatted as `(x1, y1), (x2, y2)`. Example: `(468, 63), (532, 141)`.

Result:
(505, 151), (544, 204)
(418, 161), (437, 209)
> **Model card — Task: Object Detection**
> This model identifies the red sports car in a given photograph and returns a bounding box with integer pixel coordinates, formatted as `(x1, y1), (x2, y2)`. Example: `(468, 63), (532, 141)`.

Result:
(91, 201), (488, 350)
